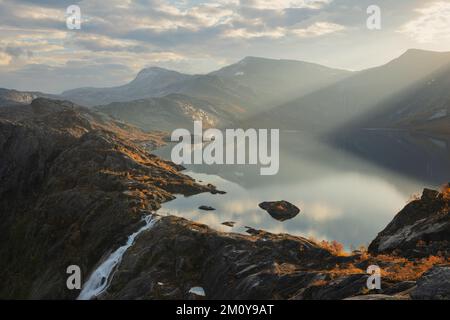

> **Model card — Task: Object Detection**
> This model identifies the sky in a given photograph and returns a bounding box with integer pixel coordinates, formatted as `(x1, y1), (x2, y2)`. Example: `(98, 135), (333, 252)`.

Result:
(0, 0), (450, 93)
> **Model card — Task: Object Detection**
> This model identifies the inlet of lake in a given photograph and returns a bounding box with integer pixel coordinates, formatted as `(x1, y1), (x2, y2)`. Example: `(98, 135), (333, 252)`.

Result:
(153, 130), (450, 248)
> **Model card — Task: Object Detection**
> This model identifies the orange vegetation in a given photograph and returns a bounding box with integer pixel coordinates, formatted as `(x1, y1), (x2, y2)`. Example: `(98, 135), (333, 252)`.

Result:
(366, 255), (449, 282)
(442, 183), (450, 200)
(319, 240), (347, 256)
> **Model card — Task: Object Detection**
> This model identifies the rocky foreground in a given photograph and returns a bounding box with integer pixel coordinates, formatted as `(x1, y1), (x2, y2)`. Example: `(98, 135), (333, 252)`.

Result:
(0, 99), (215, 299)
(0, 99), (449, 300)
(102, 185), (450, 300)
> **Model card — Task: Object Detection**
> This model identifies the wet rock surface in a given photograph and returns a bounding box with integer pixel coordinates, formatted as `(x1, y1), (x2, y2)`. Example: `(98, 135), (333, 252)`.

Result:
(258, 201), (300, 221)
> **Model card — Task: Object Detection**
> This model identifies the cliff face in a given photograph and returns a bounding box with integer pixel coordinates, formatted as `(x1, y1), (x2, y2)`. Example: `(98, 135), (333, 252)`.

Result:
(0, 98), (449, 300)
(0, 99), (213, 299)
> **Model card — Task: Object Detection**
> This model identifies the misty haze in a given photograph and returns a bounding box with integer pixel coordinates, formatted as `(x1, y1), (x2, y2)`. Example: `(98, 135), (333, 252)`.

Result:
(0, 0), (449, 303)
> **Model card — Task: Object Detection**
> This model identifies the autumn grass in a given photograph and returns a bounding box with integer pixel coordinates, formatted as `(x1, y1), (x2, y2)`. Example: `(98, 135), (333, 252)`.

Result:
(373, 255), (449, 282)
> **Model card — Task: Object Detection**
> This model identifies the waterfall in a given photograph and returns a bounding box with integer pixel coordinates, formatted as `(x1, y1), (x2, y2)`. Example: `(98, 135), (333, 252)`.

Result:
(77, 215), (158, 300)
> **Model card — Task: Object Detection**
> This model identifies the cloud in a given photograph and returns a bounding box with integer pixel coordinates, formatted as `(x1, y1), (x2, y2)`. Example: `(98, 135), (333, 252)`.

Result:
(241, 0), (332, 10)
(222, 21), (345, 39)
(0, 61), (132, 93)
(291, 21), (345, 37)
(222, 26), (286, 39)
(302, 202), (342, 222)
(0, 52), (12, 66)
(1, 0), (449, 92)
(398, 1), (450, 43)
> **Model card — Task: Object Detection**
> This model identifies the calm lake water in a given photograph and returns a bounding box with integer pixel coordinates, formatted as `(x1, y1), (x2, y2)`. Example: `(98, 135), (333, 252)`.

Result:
(153, 130), (450, 248)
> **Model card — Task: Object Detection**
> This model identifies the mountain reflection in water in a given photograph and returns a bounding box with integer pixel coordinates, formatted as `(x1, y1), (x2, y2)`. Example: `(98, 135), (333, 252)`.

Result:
(153, 130), (449, 248)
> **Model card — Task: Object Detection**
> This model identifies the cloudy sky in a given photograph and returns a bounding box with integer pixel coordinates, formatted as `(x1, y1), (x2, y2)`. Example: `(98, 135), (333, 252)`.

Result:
(0, 0), (450, 93)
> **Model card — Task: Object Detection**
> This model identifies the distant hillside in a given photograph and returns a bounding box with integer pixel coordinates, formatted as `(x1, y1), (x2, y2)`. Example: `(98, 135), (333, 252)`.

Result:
(211, 56), (351, 110)
(247, 49), (450, 134)
(0, 88), (56, 107)
(62, 57), (350, 117)
(95, 93), (241, 132)
(62, 67), (191, 106)
(347, 63), (450, 135)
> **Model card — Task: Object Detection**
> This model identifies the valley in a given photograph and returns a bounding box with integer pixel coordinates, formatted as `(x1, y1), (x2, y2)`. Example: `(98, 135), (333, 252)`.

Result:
(0, 49), (449, 300)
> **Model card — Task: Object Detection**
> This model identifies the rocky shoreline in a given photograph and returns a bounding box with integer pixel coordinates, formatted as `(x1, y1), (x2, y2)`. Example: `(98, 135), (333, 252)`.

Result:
(0, 99), (449, 300)
(99, 185), (449, 300)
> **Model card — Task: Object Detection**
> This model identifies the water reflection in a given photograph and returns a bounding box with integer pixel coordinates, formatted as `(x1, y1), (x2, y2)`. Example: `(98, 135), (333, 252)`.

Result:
(154, 131), (449, 248)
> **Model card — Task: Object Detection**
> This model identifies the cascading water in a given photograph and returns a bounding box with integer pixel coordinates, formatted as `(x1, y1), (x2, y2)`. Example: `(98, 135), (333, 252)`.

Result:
(77, 215), (158, 300)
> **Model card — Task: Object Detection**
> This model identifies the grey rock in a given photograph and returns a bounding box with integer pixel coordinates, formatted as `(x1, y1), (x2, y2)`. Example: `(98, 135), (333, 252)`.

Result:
(369, 186), (450, 258)
(411, 265), (450, 300)
(258, 201), (300, 221)
(199, 205), (215, 211)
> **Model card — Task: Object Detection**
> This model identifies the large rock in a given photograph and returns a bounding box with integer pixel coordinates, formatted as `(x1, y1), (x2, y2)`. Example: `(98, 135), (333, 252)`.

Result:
(411, 265), (450, 300)
(293, 274), (369, 300)
(368, 186), (450, 258)
(258, 201), (300, 221)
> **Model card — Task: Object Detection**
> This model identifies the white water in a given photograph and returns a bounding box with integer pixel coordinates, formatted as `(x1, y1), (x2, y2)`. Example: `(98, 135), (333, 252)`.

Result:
(77, 215), (158, 300)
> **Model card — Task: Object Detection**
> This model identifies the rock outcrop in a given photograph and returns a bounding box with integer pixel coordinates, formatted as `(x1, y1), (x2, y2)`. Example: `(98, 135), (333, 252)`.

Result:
(98, 186), (450, 300)
(0, 99), (214, 299)
(101, 215), (335, 299)
(369, 185), (450, 258)
(411, 265), (450, 300)
(99, 214), (450, 300)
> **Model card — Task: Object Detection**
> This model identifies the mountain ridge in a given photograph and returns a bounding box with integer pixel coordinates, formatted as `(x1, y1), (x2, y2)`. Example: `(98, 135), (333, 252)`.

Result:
(60, 56), (351, 112)
(245, 49), (450, 133)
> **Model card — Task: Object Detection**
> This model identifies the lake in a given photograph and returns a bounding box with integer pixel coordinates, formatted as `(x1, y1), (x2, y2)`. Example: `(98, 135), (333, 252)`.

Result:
(153, 130), (450, 249)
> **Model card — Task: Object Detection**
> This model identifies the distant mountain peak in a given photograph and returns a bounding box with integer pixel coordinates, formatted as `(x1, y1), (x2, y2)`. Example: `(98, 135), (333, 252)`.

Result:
(133, 66), (185, 82)
(238, 56), (298, 64)
(400, 48), (450, 59)
(240, 56), (268, 62)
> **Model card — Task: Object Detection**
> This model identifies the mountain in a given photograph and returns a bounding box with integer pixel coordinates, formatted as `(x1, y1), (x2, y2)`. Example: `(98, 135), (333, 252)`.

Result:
(0, 88), (56, 107)
(211, 56), (351, 109)
(62, 67), (192, 106)
(158, 73), (260, 114)
(347, 63), (450, 135)
(95, 93), (241, 131)
(248, 49), (450, 133)
(61, 58), (350, 117)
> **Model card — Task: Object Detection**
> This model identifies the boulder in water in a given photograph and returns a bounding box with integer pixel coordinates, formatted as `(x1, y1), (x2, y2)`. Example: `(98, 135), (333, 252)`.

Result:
(258, 200), (300, 221)
(199, 205), (215, 211)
